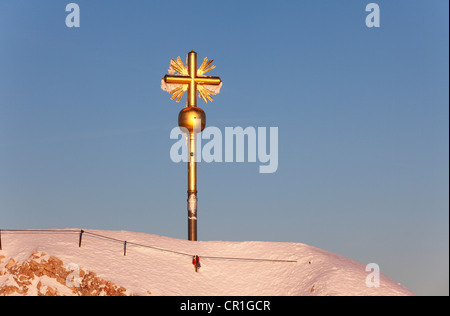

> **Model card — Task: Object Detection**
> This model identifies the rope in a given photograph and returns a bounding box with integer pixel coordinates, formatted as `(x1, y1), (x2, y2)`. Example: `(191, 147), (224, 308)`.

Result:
(0, 229), (297, 263)
(201, 255), (297, 263)
(1, 229), (80, 233)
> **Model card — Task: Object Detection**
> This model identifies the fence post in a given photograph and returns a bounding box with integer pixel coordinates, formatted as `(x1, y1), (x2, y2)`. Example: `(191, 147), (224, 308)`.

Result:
(79, 230), (84, 248)
(124, 241), (127, 256)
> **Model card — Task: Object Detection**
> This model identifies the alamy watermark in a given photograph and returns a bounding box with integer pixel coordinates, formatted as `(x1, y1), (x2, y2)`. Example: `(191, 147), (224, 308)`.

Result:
(366, 3), (380, 28)
(365, 263), (381, 288)
(65, 3), (80, 28)
(170, 124), (279, 174)
(65, 263), (82, 288)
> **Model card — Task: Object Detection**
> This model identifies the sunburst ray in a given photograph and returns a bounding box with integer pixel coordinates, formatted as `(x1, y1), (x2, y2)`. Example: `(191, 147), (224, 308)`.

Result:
(197, 57), (216, 76)
(197, 85), (215, 103)
(169, 84), (189, 102)
(170, 57), (188, 75)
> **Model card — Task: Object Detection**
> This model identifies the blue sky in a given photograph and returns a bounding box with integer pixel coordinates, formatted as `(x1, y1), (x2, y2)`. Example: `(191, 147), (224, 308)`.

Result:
(0, 0), (448, 295)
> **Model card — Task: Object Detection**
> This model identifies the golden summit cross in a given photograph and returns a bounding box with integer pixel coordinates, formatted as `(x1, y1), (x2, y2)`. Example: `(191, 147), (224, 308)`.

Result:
(162, 51), (223, 242)
(163, 51), (222, 107)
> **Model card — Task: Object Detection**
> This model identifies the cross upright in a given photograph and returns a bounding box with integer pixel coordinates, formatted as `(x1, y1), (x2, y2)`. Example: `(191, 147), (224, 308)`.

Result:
(163, 51), (222, 107)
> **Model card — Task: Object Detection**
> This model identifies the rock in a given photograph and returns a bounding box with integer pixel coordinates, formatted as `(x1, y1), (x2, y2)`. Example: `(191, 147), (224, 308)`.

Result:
(0, 251), (135, 296)
(5, 259), (15, 269)
(45, 287), (57, 296)
(29, 251), (40, 259)
(0, 285), (19, 296)
(48, 256), (63, 266)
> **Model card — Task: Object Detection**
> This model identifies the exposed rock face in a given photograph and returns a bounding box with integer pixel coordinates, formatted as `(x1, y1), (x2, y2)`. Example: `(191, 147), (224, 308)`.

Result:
(0, 251), (135, 296)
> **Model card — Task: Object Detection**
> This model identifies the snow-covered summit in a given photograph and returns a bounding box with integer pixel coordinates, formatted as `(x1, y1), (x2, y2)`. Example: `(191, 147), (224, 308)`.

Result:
(0, 229), (415, 296)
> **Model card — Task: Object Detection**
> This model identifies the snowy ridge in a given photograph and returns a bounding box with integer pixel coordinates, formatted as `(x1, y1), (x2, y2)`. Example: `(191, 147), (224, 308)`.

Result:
(0, 229), (415, 296)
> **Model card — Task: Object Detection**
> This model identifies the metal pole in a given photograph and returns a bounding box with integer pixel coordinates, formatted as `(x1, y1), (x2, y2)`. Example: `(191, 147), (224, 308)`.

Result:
(79, 229), (84, 247)
(187, 131), (198, 241)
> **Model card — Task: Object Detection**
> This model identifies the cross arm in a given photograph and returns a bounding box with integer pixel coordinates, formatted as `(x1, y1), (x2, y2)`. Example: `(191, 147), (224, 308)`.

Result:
(164, 75), (192, 84)
(194, 76), (222, 86)
(164, 75), (222, 86)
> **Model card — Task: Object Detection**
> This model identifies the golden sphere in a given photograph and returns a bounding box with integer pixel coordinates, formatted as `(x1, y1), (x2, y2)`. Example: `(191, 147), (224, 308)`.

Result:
(178, 107), (206, 133)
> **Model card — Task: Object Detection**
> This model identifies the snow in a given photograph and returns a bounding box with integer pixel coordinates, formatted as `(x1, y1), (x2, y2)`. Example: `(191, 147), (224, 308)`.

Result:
(0, 229), (415, 296)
